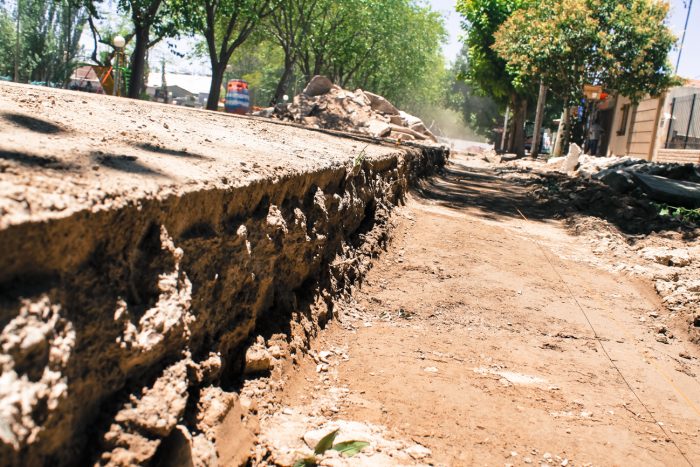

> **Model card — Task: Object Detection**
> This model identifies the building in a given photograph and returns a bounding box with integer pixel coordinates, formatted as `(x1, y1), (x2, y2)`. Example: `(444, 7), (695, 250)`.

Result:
(145, 72), (213, 107)
(606, 80), (700, 164)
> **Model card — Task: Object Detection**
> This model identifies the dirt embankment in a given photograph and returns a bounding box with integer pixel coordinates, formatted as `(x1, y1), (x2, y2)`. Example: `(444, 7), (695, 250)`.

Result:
(0, 82), (447, 466)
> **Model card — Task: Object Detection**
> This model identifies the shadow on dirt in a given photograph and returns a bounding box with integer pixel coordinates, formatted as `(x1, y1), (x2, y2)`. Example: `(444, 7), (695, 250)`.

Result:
(134, 142), (213, 160)
(0, 149), (76, 170)
(415, 159), (698, 238)
(91, 151), (163, 176)
(414, 160), (554, 223)
(2, 113), (65, 134)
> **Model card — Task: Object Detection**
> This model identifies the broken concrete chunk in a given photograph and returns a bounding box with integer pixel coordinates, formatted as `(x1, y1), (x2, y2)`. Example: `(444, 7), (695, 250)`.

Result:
(366, 119), (392, 138)
(563, 143), (582, 172)
(364, 91), (399, 115)
(303, 75), (333, 97)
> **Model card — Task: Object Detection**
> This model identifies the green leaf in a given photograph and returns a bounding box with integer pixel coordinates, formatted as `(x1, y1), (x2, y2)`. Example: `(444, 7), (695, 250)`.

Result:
(293, 457), (318, 467)
(314, 429), (339, 455)
(332, 440), (370, 457)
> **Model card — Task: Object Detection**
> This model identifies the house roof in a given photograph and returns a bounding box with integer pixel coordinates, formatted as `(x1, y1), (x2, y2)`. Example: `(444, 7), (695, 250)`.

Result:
(146, 72), (212, 95)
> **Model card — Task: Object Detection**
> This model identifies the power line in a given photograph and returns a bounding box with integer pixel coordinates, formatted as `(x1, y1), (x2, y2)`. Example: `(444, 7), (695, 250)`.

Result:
(675, 0), (694, 74)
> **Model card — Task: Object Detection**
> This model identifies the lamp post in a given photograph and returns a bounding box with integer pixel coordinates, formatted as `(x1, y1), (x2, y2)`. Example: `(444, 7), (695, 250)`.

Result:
(112, 35), (125, 96)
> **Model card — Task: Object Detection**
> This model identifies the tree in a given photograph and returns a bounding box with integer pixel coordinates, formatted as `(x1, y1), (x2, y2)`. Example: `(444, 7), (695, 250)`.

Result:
(0, 0), (87, 84)
(493, 0), (677, 153)
(266, 0), (320, 105)
(456, 0), (529, 155)
(119, 0), (178, 98)
(293, 0), (446, 110)
(445, 44), (503, 141)
(176, 0), (278, 110)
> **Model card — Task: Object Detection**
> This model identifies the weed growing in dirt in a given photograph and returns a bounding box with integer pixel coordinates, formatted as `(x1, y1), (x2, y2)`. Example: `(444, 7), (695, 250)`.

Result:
(294, 429), (369, 467)
(354, 145), (369, 167)
(654, 203), (700, 224)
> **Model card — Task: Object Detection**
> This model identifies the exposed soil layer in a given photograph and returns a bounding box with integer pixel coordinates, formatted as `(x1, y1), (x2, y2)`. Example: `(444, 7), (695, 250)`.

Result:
(249, 153), (700, 466)
(0, 82), (447, 466)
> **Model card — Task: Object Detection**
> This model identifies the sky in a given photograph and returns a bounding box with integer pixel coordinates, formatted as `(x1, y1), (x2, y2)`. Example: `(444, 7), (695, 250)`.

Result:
(429, 0), (700, 80)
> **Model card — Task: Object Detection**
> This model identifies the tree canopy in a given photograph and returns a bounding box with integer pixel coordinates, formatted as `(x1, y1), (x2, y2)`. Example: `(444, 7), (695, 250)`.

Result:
(493, 0), (677, 105)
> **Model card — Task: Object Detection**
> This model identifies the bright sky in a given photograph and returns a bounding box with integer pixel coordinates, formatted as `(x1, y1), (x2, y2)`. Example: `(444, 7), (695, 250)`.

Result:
(429, 0), (700, 80)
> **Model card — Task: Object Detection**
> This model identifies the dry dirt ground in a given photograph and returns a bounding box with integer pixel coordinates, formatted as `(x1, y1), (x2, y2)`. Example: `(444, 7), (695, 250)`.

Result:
(250, 153), (700, 466)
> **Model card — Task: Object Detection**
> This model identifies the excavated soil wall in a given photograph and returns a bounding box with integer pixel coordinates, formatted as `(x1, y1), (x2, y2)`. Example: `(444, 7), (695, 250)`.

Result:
(0, 83), (446, 466)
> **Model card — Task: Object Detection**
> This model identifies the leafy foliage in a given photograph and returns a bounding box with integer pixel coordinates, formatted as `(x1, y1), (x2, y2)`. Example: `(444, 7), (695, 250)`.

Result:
(445, 44), (503, 139)
(0, 0), (87, 84)
(493, 0), (678, 104)
(455, 0), (525, 101)
(293, 429), (370, 467)
(655, 203), (700, 224)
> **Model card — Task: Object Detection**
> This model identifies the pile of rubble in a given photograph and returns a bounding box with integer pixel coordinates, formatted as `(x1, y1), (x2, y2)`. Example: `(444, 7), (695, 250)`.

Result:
(545, 144), (700, 208)
(253, 75), (438, 143)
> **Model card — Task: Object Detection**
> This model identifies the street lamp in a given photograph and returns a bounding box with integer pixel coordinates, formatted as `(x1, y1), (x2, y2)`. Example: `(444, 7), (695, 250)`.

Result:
(113, 35), (125, 96)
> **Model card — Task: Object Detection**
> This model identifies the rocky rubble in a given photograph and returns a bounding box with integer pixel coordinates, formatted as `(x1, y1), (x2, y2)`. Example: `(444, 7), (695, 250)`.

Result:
(253, 75), (438, 143)
(545, 152), (700, 207)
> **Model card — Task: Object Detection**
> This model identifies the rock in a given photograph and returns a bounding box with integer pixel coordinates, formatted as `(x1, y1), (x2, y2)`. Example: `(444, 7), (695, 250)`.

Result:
(364, 91), (399, 115)
(303, 75), (333, 97)
(366, 119), (391, 138)
(399, 111), (422, 127)
(599, 170), (635, 194)
(563, 143), (582, 172)
(389, 115), (404, 126)
(245, 346), (272, 374)
(101, 360), (190, 466)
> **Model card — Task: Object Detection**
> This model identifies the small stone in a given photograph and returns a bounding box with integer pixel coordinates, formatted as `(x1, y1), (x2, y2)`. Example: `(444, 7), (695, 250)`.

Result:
(424, 366), (438, 373)
(244, 347), (272, 374)
(561, 459), (569, 466)
(543, 452), (552, 460)
(524, 457), (533, 464)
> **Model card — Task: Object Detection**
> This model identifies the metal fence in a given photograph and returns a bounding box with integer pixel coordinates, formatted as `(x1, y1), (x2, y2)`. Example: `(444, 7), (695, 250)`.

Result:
(665, 93), (700, 150)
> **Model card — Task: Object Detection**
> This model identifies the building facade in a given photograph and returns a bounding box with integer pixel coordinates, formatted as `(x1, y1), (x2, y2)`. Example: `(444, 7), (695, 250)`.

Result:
(606, 80), (700, 164)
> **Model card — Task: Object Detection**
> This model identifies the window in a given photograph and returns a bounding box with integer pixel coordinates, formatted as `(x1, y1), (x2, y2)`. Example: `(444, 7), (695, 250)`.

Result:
(617, 104), (630, 136)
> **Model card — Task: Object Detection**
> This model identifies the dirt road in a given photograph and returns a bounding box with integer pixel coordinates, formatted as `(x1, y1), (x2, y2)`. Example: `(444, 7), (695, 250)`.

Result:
(253, 153), (700, 466)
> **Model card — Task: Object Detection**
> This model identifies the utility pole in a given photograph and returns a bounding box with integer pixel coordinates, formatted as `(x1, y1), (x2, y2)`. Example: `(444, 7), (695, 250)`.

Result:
(675, 0), (694, 74)
(14, 0), (20, 82)
(531, 80), (548, 158)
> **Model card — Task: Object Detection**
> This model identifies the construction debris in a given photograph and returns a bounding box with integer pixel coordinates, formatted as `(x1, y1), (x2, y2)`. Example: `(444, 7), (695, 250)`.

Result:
(253, 75), (438, 143)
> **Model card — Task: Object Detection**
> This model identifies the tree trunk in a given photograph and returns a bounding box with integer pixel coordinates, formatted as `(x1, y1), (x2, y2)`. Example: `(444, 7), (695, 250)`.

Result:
(270, 56), (294, 106)
(531, 81), (547, 158)
(206, 63), (226, 111)
(511, 95), (527, 157)
(553, 107), (570, 157)
(498, 105), (510, 153)
(127, 25), (149, 99)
